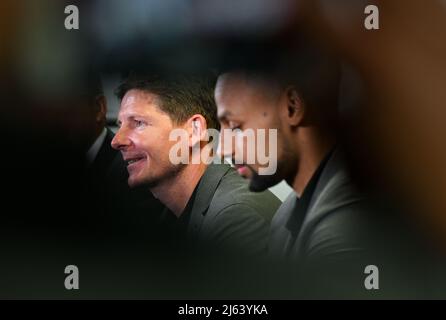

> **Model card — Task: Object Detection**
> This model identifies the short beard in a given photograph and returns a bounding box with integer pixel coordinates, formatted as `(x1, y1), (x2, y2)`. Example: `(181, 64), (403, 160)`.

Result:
(248, 146), (296, 192)
(142, 162), (186, 190)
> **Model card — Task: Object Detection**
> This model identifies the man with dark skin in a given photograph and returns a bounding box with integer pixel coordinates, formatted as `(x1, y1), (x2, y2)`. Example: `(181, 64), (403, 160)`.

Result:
(214, 64), (379, 297)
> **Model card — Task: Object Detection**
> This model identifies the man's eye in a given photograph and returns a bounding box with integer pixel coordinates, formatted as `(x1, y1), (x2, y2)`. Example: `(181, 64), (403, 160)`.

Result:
(229, 121), (241, 130)
(134, 120), (146, 127)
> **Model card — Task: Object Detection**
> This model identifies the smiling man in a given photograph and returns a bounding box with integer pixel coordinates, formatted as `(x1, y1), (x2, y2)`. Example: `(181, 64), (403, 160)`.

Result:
(111, 73), (280, 256)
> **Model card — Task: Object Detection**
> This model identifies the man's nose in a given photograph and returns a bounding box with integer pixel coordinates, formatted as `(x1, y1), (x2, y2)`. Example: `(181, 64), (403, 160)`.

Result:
(111, 127), (131, 150)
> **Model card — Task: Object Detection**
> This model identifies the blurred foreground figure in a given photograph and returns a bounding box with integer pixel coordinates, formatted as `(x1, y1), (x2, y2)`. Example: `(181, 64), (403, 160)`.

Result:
(298, 0), (446, 247)
(290, 0), (446, 297)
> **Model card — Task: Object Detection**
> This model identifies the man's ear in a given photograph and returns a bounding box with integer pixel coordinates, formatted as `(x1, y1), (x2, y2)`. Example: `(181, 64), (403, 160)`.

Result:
(94, 95), (107, 123)
(284, 86), (304, 127)
(186, 114), (208, 147)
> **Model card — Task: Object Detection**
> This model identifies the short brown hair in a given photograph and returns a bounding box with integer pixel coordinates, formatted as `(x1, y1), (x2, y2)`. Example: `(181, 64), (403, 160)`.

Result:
(115, 73), (219, 130)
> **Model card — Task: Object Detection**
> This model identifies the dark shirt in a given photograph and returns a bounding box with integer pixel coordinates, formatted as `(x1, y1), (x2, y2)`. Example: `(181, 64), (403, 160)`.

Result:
(285, 149), (334, 255)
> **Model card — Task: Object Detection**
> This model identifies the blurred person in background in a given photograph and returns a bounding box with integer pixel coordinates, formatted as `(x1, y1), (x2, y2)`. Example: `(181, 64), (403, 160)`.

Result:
(78, 70), (165, 244)
(293, 0), (446, 297)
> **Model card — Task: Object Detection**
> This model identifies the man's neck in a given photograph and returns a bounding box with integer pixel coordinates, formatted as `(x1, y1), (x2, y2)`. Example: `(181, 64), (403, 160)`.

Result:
(291, 129), (335, 196)
(150, 163), (208, 218)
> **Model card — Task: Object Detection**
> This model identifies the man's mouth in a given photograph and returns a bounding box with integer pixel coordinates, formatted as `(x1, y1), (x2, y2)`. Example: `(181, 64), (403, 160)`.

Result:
(124, 155), (146, 167)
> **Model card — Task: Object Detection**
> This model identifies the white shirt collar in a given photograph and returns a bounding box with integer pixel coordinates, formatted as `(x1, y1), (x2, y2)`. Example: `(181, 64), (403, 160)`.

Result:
(86, 128), (107, 165)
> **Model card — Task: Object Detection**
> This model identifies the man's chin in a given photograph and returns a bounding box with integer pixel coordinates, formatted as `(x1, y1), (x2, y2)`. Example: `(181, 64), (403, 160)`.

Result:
(127, 176), (149, 188)
(239, 172), (251, 180)
(128, 174), (160, 189)
(127, 178), (140, 188)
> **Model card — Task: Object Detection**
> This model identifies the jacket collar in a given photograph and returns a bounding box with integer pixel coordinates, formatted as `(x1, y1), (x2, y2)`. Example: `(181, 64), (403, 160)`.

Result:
(190, 163), (232, 217)
(187, 163), (232, 237)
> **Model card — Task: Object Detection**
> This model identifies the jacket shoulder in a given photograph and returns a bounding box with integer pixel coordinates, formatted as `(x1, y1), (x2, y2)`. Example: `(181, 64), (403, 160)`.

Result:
(209, 167), (281, 222)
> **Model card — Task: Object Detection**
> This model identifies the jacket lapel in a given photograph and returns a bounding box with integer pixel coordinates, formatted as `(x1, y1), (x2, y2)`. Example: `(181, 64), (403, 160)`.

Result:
(187, 163), (232, 239)
(293, 149), (345, 257)
(90, 129), (117, 176)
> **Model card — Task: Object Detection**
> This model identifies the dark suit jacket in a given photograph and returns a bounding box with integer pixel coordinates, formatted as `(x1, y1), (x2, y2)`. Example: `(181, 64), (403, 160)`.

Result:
(267, 149), (445, 298)
(164, 163), (281, 256)
(269, 149), (371, 269)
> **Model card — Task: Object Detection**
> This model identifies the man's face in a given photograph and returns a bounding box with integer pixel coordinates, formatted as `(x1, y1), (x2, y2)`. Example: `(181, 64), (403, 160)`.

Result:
(111, 89), (182, 188)
(215, 73), (295, 192)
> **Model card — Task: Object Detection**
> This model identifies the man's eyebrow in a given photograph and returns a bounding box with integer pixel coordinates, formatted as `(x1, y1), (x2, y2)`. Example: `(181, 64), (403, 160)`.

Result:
(115, 114), (138, 127)
(120, 113), (150, 121)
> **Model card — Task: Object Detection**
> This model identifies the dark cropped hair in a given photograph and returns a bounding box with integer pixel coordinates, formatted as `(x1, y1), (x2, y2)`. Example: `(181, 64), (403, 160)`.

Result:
(115, 73), (219, 130)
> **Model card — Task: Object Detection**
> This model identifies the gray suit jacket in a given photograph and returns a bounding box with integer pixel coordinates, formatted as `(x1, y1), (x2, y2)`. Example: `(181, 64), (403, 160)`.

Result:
(186, 163), (281, 255)
(269, 149), (369, 266)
